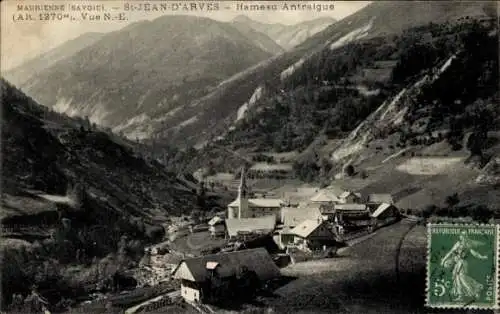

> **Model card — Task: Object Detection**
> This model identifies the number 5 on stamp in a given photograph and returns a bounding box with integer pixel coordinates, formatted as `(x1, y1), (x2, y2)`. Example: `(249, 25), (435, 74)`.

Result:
(426, 224), (499, 309)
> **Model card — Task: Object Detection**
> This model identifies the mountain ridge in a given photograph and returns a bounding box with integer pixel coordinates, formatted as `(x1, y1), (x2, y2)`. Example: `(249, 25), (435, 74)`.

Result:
(139, 1), (491, 149)
(231, 15), (337, 50)
(3, 32), (104, 86)
(16, 15), (276, 140)
(153, 2), (499, 214)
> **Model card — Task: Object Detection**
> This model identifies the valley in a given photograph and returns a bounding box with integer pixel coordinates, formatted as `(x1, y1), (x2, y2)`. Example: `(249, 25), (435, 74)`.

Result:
(1, 1), (499, 313)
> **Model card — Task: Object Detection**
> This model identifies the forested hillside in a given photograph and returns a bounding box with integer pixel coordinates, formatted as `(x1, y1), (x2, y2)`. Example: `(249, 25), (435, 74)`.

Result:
(232, 20), (497, 149)
(158, 18), (498, 179)
(1, 78), (217, 309)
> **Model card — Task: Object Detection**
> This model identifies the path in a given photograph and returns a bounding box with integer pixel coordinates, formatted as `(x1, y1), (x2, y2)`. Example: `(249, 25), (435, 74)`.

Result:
(124, 290), (181, 314)
(382, 147), (411, 164)
(187, 300), (216, 314)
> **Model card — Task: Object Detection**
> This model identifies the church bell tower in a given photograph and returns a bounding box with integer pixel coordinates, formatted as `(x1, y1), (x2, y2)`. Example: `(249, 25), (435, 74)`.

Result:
(237, 166), (249, 219)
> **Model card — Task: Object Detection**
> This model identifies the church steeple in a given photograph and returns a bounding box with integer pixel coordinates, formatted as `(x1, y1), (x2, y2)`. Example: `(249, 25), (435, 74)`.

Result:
(238, 166), (248, 199)
(237, 166), (249, 219)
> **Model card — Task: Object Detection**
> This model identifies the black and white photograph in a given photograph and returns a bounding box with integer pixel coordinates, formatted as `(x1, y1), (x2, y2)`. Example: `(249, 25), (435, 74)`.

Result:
(1, 1), (499, 313)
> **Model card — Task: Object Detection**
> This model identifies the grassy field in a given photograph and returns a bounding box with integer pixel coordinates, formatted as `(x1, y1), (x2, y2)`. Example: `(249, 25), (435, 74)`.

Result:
(256, 221), (459, 314)
(171, 231), (227, 255)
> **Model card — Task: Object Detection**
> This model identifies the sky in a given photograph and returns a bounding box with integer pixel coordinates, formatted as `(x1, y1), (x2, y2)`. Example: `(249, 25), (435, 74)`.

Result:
(1, 1), (371, 71)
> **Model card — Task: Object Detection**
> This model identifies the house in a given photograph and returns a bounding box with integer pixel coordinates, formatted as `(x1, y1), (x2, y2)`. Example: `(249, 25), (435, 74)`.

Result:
(278, 205), (324, 248)
(367, 193), (394, 205)
(287, 219), (337, 251)
(280, 205), (323, 228)
(227, 167), (283, 221)
(172, 248), (280, 303)
(225, 215), (276, 239)
(283, 187), (318, 206)
(208, 216), (225, 238)
(370, 203), (401, 229)
(338, 191), (363, 204)
(309, 189), (340, 204)
(318, 204), (336, 221)
(227, 198), (282, 220)
(333, 204), (371, 227)
(275, 226), (294, 249)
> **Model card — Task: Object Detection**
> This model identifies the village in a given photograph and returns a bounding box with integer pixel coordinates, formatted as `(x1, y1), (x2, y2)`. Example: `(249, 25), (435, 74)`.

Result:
(109, 166), (404, 313)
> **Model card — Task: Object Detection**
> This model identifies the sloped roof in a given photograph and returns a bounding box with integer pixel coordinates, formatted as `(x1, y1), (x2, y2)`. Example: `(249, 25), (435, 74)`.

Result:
(323, 185), (346, 196)
(172, 248), (280, 282)
(281, 206), (323, 227)
(339, 191), (362, 199)
(228, 198), (283, 208)
(225, 215), (276, 237)
(157, 253), (184, 265)
(297, 187), (319, 195)
(249, 199), (283, 207)
(282, 193), (306, 205)
(367, 194), (394, 204)
(278, 226), (294, 234)
(290, 219), (324, 238)
(298, 201), (313, 208)
(334, 204), (368, 211)
(371, 203), (397, 218)
(310, 190), (340, 203)
(208, 216), (223, 226)
(283, 188), (318, 203)
(299, 202), (322, 210)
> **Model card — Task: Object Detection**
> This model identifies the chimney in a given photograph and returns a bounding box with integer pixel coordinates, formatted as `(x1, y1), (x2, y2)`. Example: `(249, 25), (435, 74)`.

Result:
(206, 261), (219, 270)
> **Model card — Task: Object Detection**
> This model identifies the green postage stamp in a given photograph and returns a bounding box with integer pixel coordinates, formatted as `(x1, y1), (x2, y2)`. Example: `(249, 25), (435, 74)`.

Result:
(426, 224), (499, 309)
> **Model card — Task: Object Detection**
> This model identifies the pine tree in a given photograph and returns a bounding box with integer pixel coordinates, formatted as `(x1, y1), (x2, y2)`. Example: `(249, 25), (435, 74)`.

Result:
(344, 165), (355, 177)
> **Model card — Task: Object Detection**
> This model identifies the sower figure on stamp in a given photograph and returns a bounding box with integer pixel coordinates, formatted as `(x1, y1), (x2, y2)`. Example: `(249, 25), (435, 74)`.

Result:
(440, 231), (488, 301)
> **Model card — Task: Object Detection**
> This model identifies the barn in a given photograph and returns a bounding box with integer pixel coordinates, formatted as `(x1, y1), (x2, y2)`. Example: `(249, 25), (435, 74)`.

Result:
(288, 219), (336, 252)
(171, 248), (280, 303)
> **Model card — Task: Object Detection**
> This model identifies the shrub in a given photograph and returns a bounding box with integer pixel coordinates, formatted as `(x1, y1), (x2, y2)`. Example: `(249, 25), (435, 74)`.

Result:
(319, 181), (329, 189)
(422, 205), (437, 218)
(471, 205), (494, 223)
(360, 170), (369, 179)
(344, 165), (355, 177)
(445, 193), (460, 208)
(145, 225), (165, 242)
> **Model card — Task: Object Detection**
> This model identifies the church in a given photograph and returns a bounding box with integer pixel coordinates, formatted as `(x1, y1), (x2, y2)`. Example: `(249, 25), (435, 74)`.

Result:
(227, 167), (283, 222)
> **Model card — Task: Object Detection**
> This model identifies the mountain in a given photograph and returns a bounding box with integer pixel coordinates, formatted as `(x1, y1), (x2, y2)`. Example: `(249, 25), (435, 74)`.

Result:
(1, 77), (212, 306)
(145, 1), (495, 148)
(231, 15), (337, 50)
(229, 18), (285, 55)
(3, 32), (104, 86)
(15, 15), (274, 140)
(2, 78), (198, 217)
(157, 1), (499, 212)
